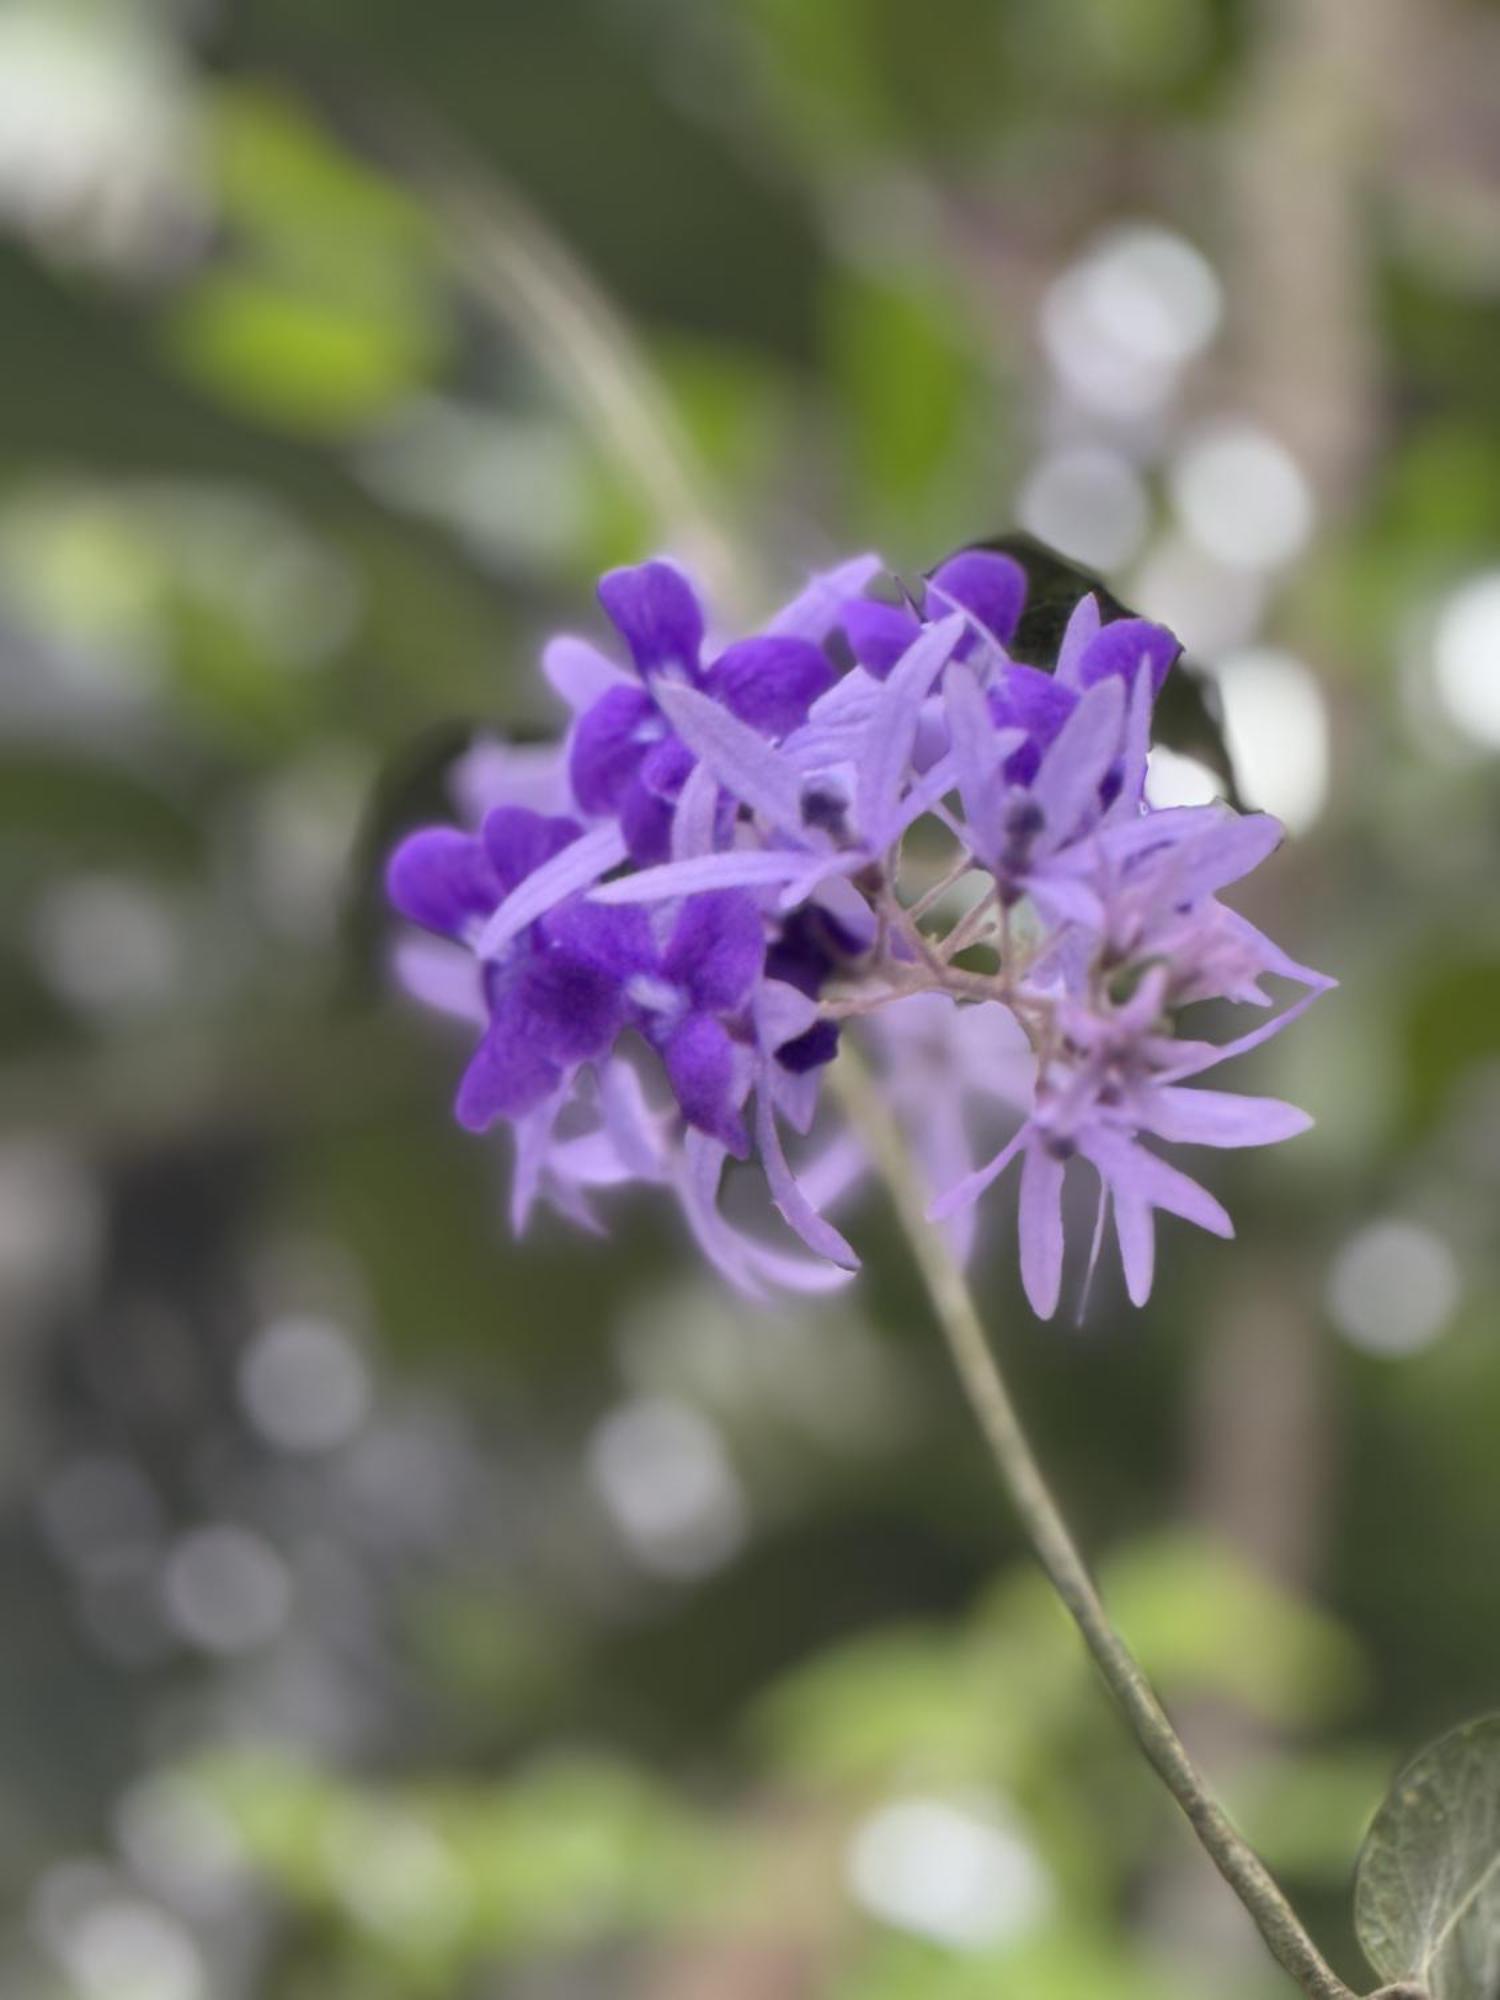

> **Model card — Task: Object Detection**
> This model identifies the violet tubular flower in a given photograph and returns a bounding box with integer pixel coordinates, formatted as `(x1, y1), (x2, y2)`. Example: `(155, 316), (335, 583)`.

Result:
(561, 558), (848, 862)
(384, 543), (1329, 1317)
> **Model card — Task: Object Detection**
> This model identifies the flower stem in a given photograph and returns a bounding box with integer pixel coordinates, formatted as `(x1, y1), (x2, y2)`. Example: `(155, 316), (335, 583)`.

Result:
(831, 1046), (1360, 2000)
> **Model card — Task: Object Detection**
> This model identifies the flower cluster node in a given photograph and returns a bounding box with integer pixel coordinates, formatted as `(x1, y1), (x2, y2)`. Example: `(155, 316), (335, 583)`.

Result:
(386, 547), (1330, 1313)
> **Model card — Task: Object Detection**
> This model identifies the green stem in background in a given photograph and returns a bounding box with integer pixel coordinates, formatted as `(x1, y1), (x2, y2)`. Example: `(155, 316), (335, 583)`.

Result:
(831, 1047), (1362, 2000)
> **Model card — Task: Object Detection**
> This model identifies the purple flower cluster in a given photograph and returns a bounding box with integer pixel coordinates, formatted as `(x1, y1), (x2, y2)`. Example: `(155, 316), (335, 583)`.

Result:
(386, 550), (1330, 1314)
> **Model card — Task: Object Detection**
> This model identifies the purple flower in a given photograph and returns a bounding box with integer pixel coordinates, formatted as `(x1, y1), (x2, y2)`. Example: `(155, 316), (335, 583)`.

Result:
(384, 544), (1329, 1313)
(836, 549), (1028, 677)
(387, 806), (626, 1131)
(548, 890), (766, 1156)
(565, 560), (852, 862)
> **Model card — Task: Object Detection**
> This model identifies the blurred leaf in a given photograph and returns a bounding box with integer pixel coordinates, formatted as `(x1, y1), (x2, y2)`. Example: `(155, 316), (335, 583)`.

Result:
(828, 270), (977, 541)
(1356, 1713), (1500, 1998)
(0, 753), (201, 871)
(213, 81), (432, 270)
(162, 273), (439, 435)
(737, 0), (898, 155)
(754, 1627), (998, 1788)
(1233, 1747), (1391, 1882)
(972, 532), (1241, 800)
(455, 1756), (719, 1946)
(202, 1749), (717, 1971)
(1400, 953), (1500, 1138)
(1002, 0), (1220, 105)
(835, 1924), (1193, 2000)
(1103, 1533), (1364, 1729)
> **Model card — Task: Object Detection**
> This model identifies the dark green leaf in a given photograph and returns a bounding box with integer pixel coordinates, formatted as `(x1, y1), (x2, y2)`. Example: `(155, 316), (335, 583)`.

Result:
(957, 533), (1242, 804)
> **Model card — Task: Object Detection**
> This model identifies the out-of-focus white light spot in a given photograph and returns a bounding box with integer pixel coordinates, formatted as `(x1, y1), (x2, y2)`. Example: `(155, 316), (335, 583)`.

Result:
(1132, 536), (1265, 658)
(238, 1315), (372, 1455)
(1214, 647), (1330, 833)
(0, 5), (205, 270)
(358, 400), (585, 566)
(115, 1777), (246, 1918)
(32, 875), (183, 1017)
(248, 753), (370, 943)
(38, 1455), (162, 1576)
(1017, 447), (1149, 572)
(1432, 572), (1500, 749)
(0, 1142), (100, 1308)
(847, 1795), (1053, 1951)
(31, 1858), (119, 1954)
(1327, 1220), (1460, 1355)
(1170, 423), (1315, 570)
(163, 1525), (290, 1655)
(1146, 745), (1226, 809)
(1041, 224), (1222, 418)
(76, 1569), (174, 1668)
(50, 1894), (205, 2000)
(588, 1396), (747, 1580)
(330, 1811), (468, 1943)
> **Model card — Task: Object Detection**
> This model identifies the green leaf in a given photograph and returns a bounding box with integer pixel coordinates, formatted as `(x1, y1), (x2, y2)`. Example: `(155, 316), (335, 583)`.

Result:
(162, 273), (439, 435)
(1355, 1712), (1500, 1998)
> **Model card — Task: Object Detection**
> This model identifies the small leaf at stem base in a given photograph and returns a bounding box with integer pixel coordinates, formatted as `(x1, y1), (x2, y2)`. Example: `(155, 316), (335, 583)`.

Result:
(1355, 1712), (1500, 2000)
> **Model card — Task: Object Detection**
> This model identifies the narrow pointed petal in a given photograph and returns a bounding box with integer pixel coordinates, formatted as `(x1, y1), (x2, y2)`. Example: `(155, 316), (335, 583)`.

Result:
(1019, 1144), (1067, 1319)
(767, 553), (884, 641)
(597, 1056), (671, 1180)
(855, 612), (965, 847)
(1173, 813), (1285, 901)
(754, 977), (821, 1053)
(597, 560), (704, 678)
(453, 738), (571, 821)
(944, 663), (1005, 857)
(1031, 674), (1126, 846)
(755, 1075), (859, 1267)
(1138, 1086), (1313, 1148)
(1105, 658), (1154, 821)
(392, 937), (486, 1025)
(477, 822), (627, 959)
(1113, 1186), (1156, 1305)
(591, 847), (814, 906)
(1131, 1147), (1235, 1236)
(653, 680), (806, 831)
(542, 634), (632, 712)
(1162, 978), (1331, 1080)
(509, 1090), (566, 1233)
(1055, 593), (1102, 686)
(928, 1124), (1028, 1222)
(671, 758), (723, 861)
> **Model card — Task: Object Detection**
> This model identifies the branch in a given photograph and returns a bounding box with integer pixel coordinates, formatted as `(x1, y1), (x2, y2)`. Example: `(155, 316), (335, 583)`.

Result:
(831, 1044), (1360, 2000)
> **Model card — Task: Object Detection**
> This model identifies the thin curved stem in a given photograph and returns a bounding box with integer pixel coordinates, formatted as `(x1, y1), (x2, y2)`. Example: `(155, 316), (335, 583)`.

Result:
(831, 1046), (1360, 2000)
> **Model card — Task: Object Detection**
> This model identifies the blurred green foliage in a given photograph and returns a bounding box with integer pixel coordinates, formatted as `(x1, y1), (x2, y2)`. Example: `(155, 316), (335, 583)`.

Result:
(3, 1), (1500, 1997)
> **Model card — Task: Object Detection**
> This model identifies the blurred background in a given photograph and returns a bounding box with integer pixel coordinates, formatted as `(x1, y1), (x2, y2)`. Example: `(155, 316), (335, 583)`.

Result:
(2, 0), (1499, 1994)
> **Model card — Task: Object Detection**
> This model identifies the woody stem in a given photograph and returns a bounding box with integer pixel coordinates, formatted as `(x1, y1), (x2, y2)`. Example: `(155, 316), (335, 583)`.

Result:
(830, 1045), (1360, 2000)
